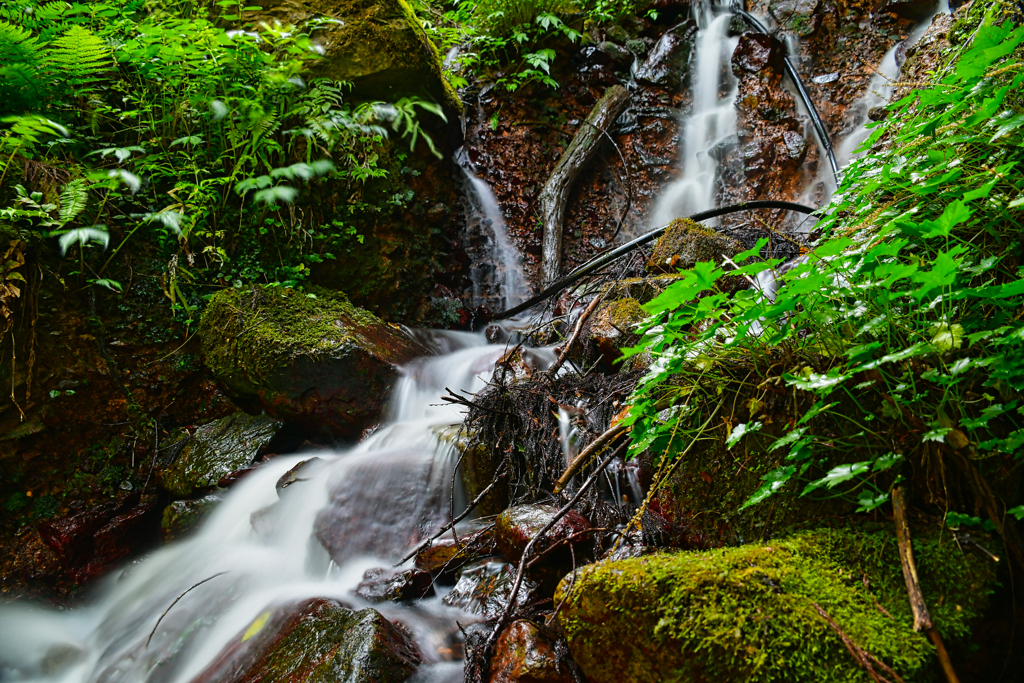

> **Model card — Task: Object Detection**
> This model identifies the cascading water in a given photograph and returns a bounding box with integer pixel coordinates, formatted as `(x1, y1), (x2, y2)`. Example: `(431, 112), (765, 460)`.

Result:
(456, 153), (530, 311)
(0, 331), (553, 683)
(650, 0), (739, 227)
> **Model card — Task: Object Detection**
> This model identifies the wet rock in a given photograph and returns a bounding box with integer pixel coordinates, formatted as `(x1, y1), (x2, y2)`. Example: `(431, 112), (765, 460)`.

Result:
(159, 412), (281, 497)
(768, 0), (819, 35)
(442, 560), (536, 619)
(201, 286), (427, 439)
(811, 71), (839, 84)
(731, 32), (786, 76)
(192, 598), (421, 683)
(602, 275), (684, 304)
(881, 0), (939, 20)
(489, 620), (573, 683)
(415, 522), (497, 576)
(584, 298), (646, 368)
(160, 494), (221, 543)
(356, 567), (434, 603)
(780, 130), (808, 166)
(437, 426), (508, 517)
(597, 41), (634, 68)
(494, 504), (590, 565)
(243, 0), (459, 120)
(38, 494), (160, 584)
(868, 106), (890, 122)
(276, 457), (323, 496)
(635, 22), (696, 90)
(645, 218), (742, 274)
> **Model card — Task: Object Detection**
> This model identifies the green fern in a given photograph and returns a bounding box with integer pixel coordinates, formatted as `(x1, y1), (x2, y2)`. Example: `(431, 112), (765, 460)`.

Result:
(57, 179), (88, 228)
(0, 20), (46, 114)
(43, 25), (112, 96)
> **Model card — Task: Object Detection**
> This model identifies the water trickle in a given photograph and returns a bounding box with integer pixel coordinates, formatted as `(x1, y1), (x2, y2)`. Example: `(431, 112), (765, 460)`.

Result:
(0, 330), (545, 683)
(650, 1), (739, 227)
(456, 152), (530, 311)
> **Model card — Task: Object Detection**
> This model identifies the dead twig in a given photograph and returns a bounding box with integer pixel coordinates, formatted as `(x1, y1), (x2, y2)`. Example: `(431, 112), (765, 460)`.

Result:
(553, 421), (630, 494)
(548, 293), (605, 377)
(146, 572), (228, 648)
(811, 602), (905, 683)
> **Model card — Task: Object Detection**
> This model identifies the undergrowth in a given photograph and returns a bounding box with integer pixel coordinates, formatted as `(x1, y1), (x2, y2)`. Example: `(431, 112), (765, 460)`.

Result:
(622, 4), (1024, 556)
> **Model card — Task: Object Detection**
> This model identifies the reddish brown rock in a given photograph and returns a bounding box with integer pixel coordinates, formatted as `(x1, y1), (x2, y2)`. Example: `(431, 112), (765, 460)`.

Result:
(415, 524), (497, 577)
(731, 32), (786, 76)
(489, 620), (573, 683)
(494, 504), (590, 565)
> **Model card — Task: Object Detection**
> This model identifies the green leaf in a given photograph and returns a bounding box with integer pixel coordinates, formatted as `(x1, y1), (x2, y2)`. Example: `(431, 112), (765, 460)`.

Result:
(726, 421), (762, 449)
(802, 461), (871, 495)
(741, 465), (796, 509)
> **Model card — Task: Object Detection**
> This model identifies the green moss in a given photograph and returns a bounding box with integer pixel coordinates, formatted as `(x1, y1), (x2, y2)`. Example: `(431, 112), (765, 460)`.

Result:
(602, 274), (685, 303)
(604, 298), (646, 329)
(646, 218), (741, 274)
(200, 285), (402, 396)
(557, 528), (995, 683)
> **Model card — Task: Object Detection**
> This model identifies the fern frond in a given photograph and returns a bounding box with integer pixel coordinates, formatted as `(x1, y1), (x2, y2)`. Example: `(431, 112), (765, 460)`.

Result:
(58, 178), (89, 227)
(0, 20), (42, 65)
(43, 25), (112, 95)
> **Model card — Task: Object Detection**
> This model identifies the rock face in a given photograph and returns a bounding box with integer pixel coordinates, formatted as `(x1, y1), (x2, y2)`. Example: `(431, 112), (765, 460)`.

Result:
(635, 22), (696, 89)
(160, 494), (222, 543)
(159, 412), (282, 497)
(37, 494), (160, 584)
(192, 598), (421, 683)
(244, 0), (459, 118)
(645, 219), (741, 274)
(355, 568), (434, 603)
(489, 620), (573, 683)
(201, 286), (427, 439)
(494, 504), (590, 565)
(556, 529), (994, 683)
(767, 0), (820, 36)
(731, 32), (787, 76)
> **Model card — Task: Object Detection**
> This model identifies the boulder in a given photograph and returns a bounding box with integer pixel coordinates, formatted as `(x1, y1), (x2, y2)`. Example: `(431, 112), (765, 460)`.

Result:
(645, 218), (741, 274)
(494, 504), (590, 565)
(414, 522), (497, 576)
(38, 494), (160, 584)
(767, 0), (819, 36)
(585, 298), (646, 367)
(635, 22), (696, 89)
(489, 620), (573, 683)
(159, 412), (282, 497)
(442, 560), (536, 619)
(731, 32), (786, 76)
(244, 0), (460, 119)
(160, 494), (222, 543)
(200, 286), (427, 439)
(355, 567), (434, 603)
(556, 529), (995, 683)
(437, 426), (507, 517)
(597, 41), (634, 68)
(192, 598), (421, 683)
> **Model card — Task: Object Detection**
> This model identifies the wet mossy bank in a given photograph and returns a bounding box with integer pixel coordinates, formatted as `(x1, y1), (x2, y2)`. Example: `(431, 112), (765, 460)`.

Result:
(556, 528), (994, 683)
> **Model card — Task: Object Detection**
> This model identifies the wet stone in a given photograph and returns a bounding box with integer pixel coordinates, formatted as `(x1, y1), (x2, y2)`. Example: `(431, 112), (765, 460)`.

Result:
(415, 523), (497, 576)
(767, 0), (820, 35)
(160, 493), (221, 543)
(489, 620), (573, 683)
(442, 560), (537, 619)
(356, 568), (435, 603)
(597, 41), (633, 68)
(634, 22), (696, 90)
(731, 32), (786, 76)
(646, 218), (742, 274)
(494, 504), (590, 565)
(159, 412), (282, 498)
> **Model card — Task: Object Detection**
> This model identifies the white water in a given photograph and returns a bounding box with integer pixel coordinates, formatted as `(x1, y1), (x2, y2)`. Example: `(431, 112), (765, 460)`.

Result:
(457, 156), (529, 311)
(0, 331), (553, 683)
(650, 0), (739, 227)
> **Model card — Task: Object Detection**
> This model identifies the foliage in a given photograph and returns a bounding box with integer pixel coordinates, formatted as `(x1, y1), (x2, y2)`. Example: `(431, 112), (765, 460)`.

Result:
(0, 0), (443, 326)
(623, 10), (1024, 534)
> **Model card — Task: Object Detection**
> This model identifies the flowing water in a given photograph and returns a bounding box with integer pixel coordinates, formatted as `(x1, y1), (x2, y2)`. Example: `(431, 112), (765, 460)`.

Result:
(0, 330), (554, 683)
(650, 0), (739, 227)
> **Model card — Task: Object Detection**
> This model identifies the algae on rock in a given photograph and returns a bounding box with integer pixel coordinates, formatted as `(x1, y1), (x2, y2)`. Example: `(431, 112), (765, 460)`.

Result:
(556, 528), (994, 683)
(200, 286), (426, 439)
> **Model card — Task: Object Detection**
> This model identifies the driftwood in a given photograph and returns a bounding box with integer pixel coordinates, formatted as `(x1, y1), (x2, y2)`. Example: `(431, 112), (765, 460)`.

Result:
(891, 487), (961, 683)
(539, 84), (631, 287)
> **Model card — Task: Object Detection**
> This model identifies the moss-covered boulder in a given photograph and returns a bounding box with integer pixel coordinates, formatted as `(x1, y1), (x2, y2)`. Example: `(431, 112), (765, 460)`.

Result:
(200, 286), (427, 439)
(244, 0), (460, 118)
(583, 298), (646, 369)
(556, 528), (994, 683)
(159, 412), (281, 497)
(160, 493), (222, 542)
(192, 598), (421, 683)
(646, 218), (741, 274)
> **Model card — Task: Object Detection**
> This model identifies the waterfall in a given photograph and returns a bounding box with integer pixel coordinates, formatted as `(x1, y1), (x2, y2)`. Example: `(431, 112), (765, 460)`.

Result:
(456, 153), (529, 311)
(650, 1), (739, 227)
(0, 331), (553, 683)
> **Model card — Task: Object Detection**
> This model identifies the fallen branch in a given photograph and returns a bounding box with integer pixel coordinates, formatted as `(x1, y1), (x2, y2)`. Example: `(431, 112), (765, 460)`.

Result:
(892, 487), (960, 683)
(540, 84), (631, 286)
(553, 421), (630, 494)
(146, 572), (228, 647)
(547, 293), (605, 377)
(481, 439), (629, 668)
(811, 602), (905, 683)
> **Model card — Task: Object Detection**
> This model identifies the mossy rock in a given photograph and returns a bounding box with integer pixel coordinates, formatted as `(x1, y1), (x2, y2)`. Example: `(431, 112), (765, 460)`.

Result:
(556, 528), (995, 683)
(191, 598), (421, 683)
(199, 286), (427, 438)
(436, 425), (508, 517)
(159, 412), (282, 497)
(582, 298), (647, 370)
(160, 493), (222, 542)
(646, 218), (741, 274)
(244, 0), (460, 118)
(601, 274), (685, 303)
